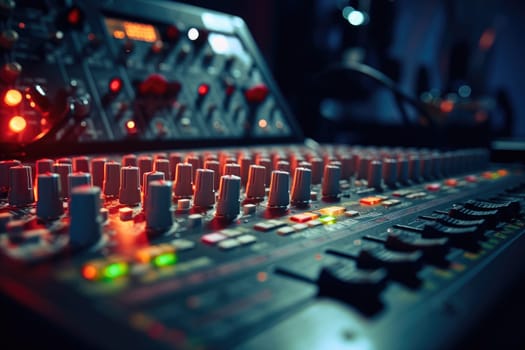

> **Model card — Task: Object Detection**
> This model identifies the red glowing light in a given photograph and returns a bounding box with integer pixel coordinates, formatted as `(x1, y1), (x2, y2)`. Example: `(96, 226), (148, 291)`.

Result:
(4, 89), (22, 107)
(479, 28), (496, 51)
(18, 22), (26, 29)
(166, 25), (180, 41)
(197, 84), (210, 96)
(67, 7), (82, 26)
(109, 77), (123, 94)
(9, 116), (27, 133)
(439, 100), (454, 113)
(82, 265), (98, 280)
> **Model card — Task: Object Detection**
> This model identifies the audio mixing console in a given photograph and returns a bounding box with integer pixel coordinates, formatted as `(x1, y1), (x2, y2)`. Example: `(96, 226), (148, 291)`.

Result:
(1, 1), (525, 350)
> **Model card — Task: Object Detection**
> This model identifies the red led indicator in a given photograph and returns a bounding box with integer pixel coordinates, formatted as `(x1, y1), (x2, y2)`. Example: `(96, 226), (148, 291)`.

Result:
(198, 84), (210, 96)
(9, 115), (27, 133)
(82, 264), (98, 280)
(109, 77), (123, 94)
(67, 7), (82, 26)
(4, 89), (23, 107)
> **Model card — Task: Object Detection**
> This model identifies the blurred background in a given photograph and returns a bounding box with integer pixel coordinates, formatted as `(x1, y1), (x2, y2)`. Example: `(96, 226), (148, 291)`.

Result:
(179, 0), (524, 150)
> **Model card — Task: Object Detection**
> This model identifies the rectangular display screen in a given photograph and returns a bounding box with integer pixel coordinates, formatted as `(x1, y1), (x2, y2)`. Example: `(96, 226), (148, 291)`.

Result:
(105, 17), (159, 42)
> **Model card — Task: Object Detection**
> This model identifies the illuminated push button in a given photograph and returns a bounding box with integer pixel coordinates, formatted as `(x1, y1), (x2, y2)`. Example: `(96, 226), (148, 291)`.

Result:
(465, 175), (478, 183)
(119, 166), (141, 206)
(193, 168), (215, 209)
(103, 161), (121, 197)
(122, 154), (137, 167)
(215, 175), (241, 221)
(7, 165), (34, 207)
(218, 239), (240, 250)
(72, 156), (89, 173)
(146, 180), (173, 231)
(53, 163), (72, 199)
(267, 171), (290, 209)
(90, 158), (106, 188)
(153, 159), (170, 180)
(359, 196), (383, 206)
(322, 164), (341, 201)
(82, 258), (129, 281)
(69, 185), (102, 247)
(291, 167), (311, 207)
(136, 244), (177, 267)
(445, 179), (458, 187)
(245, 165), (266, 201)
(0, 159), (21, 194)
(319, 206), (346, 216)
(245, 83), (269, 104)
(319, 215), (337, 224)
(277, 226), (296, 236)
(201, 232), (227, 245)
(425, 183), (441, 192)
(69, 172), (91, 191)
(383, 199), (401, 207)
(290, 212), (319, 223)
(137, 156), (153, 186)
(173, 163), (193, 199)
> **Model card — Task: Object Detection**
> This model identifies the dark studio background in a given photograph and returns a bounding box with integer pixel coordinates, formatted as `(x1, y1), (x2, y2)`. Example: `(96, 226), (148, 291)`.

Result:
(175, 0), (525, 348)
(181, 0), (525, 151)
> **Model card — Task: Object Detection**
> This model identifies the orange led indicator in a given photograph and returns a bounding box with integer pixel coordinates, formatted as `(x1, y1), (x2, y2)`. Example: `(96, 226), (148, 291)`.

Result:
(359, 196), (382, 206)
(439, 100), (454, 113)
(4, 89), (23, 107)
(9, 116), (27, 133)
(258, 119), (268, 128)
(82, 264), (98, 280)
(113, 30), (125, 39)
(497, 169), (508, 177)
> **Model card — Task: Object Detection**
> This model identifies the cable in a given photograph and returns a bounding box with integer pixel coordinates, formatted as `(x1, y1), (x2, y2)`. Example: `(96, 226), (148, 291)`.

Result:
(313, 61), (435, 126)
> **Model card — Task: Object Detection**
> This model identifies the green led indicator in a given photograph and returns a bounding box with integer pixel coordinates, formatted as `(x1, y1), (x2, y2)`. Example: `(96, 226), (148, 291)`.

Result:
(153, 253), (177, 267)
(103, 262), (128, 279)
(319, 215), (336, 225)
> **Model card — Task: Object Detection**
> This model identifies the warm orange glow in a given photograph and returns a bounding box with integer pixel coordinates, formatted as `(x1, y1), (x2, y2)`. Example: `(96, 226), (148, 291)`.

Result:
(497, 169), (508, 177)
(4, 89), (22, 107)
(29, 101), (36, 108)
(439, 100), (454, 113)
(123, 22), (158, 42)
(257, 271), (268, 282)
(479, 28), (496, 51)
(136, 249), (151, 264)
(9, 116), (27, 133)
(126, 120), (136, 129)
(113, 30), (125, 39)
(82, 264), (98, 280)
(258, 119), (268, 128)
